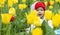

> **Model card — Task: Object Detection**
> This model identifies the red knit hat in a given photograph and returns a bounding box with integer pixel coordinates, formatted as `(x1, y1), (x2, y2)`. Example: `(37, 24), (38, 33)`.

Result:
(35, 2), (46, 11)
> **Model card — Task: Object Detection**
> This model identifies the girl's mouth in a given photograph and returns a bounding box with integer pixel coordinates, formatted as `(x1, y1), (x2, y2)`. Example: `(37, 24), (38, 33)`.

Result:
(38, 14), (42, 16)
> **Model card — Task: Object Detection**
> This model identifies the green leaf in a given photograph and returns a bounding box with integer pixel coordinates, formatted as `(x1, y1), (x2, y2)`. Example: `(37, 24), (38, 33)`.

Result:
(41, 20), (56, 35)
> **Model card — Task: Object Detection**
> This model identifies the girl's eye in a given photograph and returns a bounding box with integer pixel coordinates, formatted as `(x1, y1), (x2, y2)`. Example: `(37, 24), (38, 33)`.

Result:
(37, 9), (39, 11)
(41, 9), (43, 11)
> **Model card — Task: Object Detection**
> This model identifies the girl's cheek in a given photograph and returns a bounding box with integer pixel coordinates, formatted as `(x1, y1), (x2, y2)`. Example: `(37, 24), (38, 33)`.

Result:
(42, 11), (44, 14)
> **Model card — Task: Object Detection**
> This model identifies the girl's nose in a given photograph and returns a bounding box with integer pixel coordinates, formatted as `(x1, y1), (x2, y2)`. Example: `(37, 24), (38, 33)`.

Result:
(38, 11), (41, 13)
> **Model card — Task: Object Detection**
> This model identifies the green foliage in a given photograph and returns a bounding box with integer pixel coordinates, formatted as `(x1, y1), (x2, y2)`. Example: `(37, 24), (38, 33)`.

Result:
(41, 20), (56, 35)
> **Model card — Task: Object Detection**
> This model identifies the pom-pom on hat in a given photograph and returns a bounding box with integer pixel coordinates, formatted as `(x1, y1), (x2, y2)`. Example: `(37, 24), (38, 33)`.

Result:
(35, 2), (46, 11)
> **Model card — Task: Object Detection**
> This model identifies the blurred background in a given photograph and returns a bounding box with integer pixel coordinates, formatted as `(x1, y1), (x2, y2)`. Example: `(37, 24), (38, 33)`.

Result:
(0, 0), (60, 35)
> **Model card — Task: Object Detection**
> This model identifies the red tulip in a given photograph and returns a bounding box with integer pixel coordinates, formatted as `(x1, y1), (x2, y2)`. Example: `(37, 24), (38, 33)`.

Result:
(10, 16), (15, 22)
(48, 2), (50, 6)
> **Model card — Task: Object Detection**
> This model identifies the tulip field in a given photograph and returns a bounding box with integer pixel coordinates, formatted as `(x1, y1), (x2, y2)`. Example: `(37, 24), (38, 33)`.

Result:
(0, 0), (60, 35)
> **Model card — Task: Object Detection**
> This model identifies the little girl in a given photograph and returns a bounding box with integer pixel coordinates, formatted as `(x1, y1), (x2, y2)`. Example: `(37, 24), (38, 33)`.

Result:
(30, 1), (53, 29)
(26, 1), (60, 35)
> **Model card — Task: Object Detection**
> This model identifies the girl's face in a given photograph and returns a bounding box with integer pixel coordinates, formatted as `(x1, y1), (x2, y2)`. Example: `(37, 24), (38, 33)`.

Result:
(36, 7), (44, 18)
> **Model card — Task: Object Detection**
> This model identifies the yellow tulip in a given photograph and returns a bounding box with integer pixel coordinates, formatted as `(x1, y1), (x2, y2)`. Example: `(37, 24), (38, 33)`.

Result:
(26, 10), (41, 26)
(0, 4), (4, 8)
(0, 0), (6, 5)
(18, 4), (23, 10)
(1, 14), (12, 24)
(0, 0), (6, 8)
(49, 5), (53, 9)
(33, 16), (41, 26)
(58, 15), (60, 23)
(23, 4), (27, 9)
(44, 10), (52, 20)
(32, 28), (43, 35)
(52, 14), (60, 28)
(59, 1), (60, 3)
(22, 0), (26, 3)
(25, 10), (37, 24)
(18, 4), (27, 10)
(8, 0), (13, 8)
(57, 11), (60, 24)
(55, 0), (59, 3)
(58, 10), (60, 15)
(9, 8), (16, 15)
(12, 0), (18, 4)
(26, 13), (34, 24)
(30, 10), (37, 17)
(50, 0), (54, 5)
